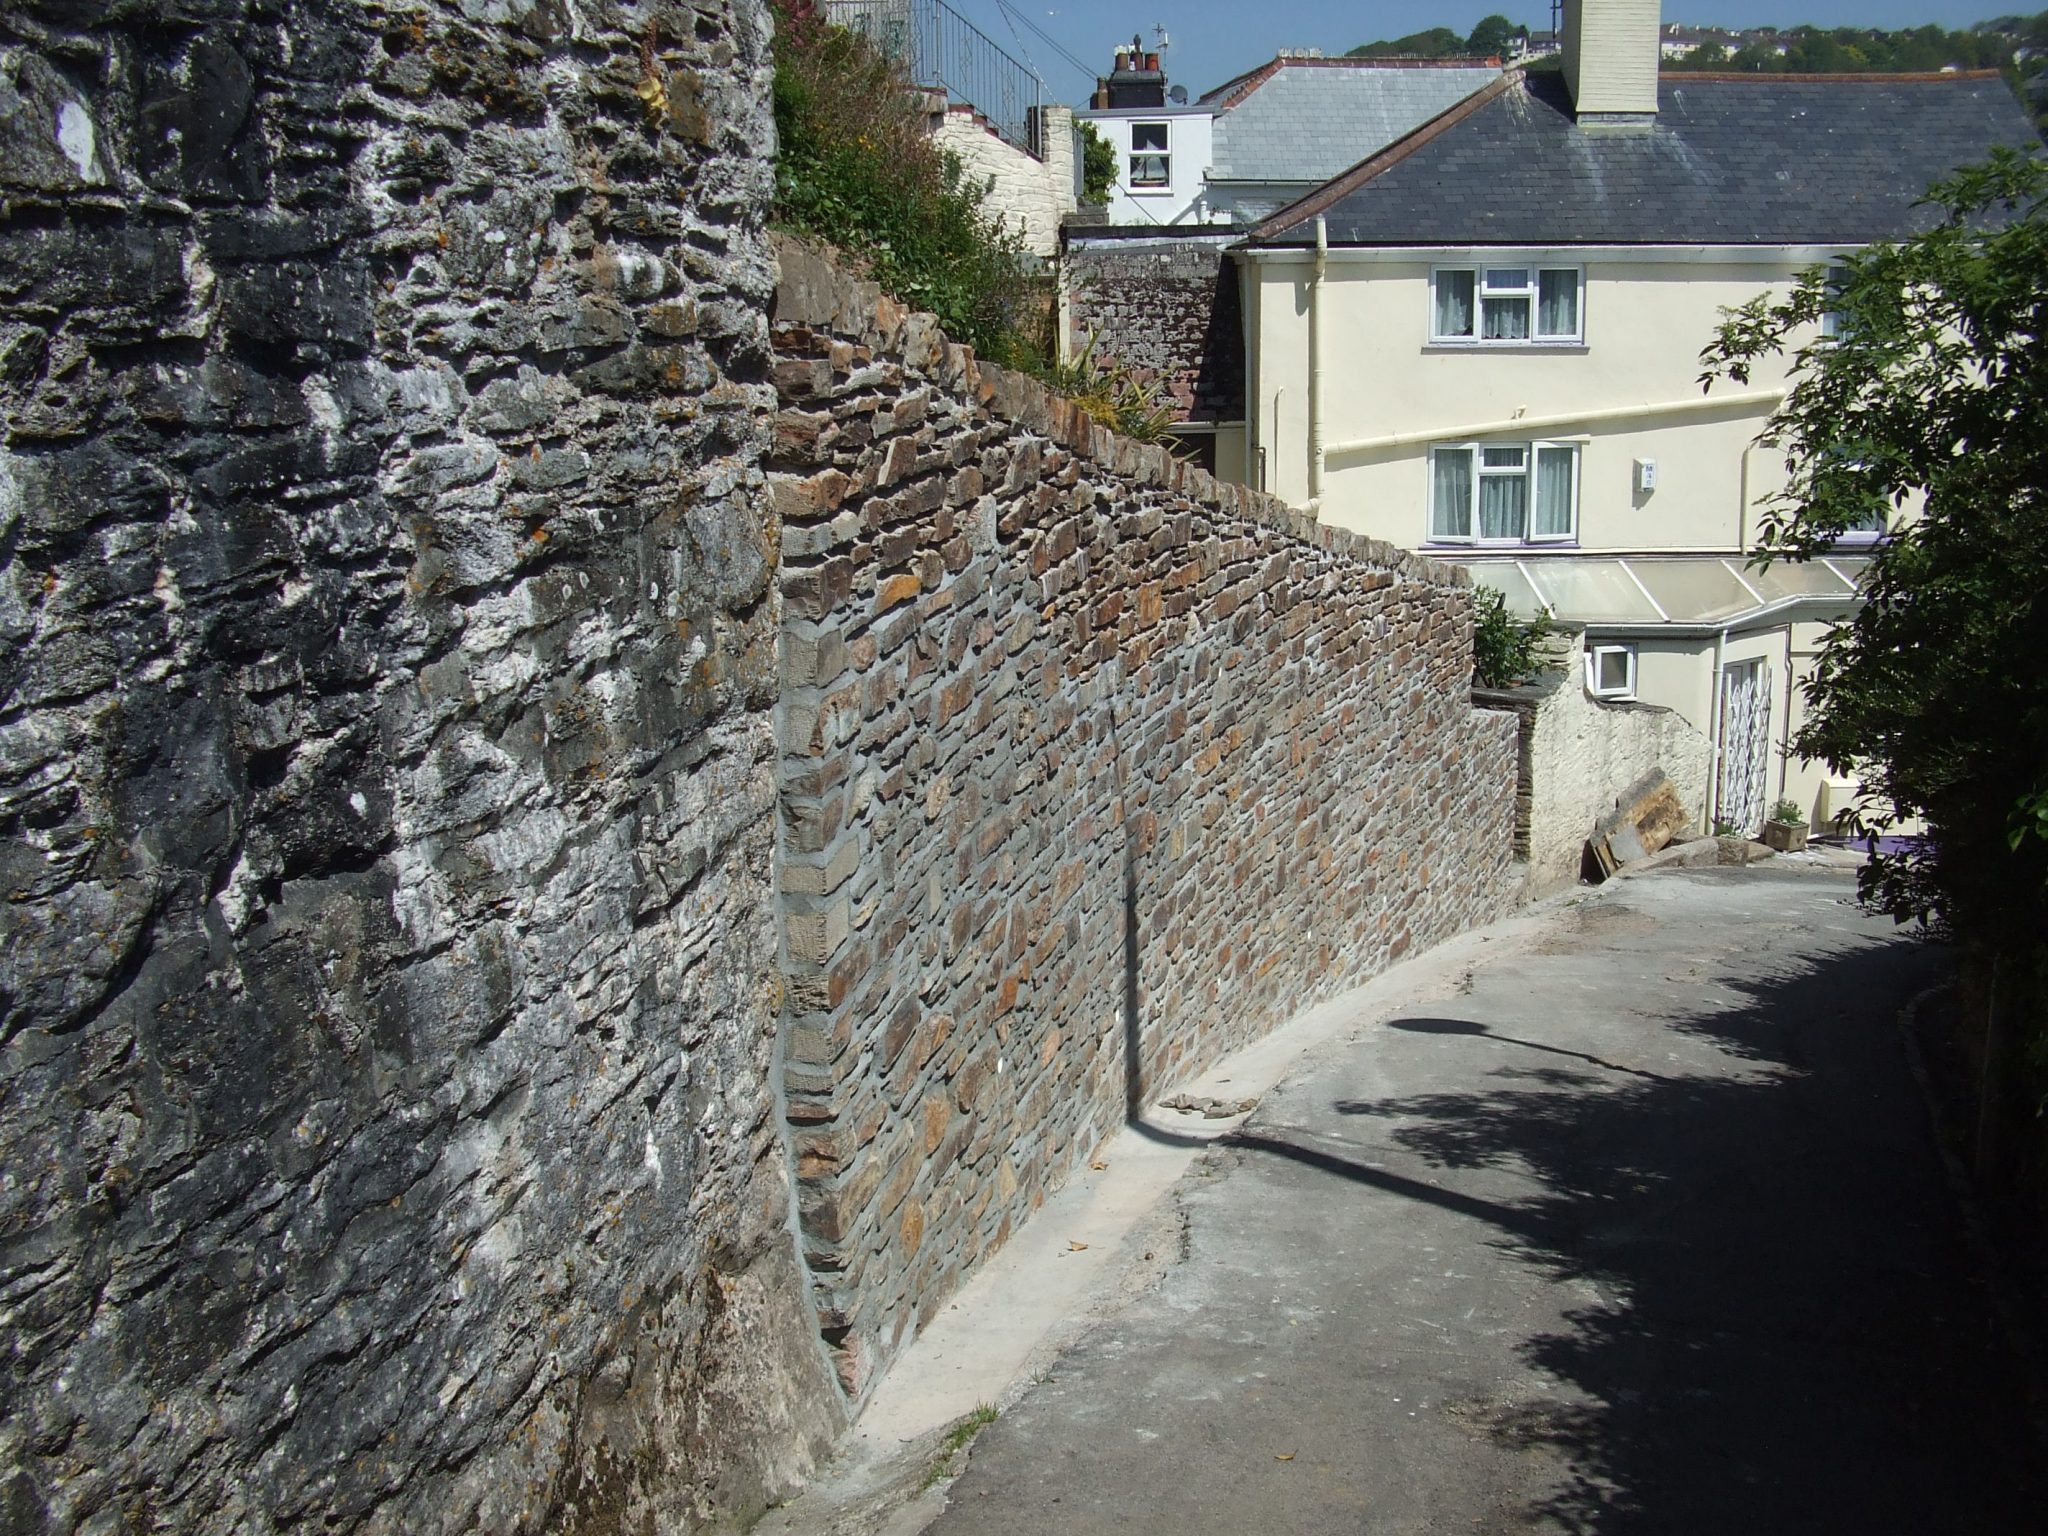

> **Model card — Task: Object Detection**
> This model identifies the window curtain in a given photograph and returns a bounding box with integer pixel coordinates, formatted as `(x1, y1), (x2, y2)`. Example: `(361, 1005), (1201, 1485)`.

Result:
(1538, 270), (1578, 336)
(1478, 469), (1526, 538)
(1435, 271), (1474, 337)
(1534, 447), (1575, 537)
(1431, 450), (1472, 538)
(1481, 296), (1530, 341)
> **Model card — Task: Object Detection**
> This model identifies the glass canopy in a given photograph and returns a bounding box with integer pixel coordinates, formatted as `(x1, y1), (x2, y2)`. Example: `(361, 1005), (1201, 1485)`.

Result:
(1462, 554), (1866, 628)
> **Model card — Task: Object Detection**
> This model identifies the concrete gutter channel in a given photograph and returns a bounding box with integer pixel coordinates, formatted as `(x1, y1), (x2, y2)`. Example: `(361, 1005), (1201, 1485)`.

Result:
(762, 847), (2034, 1534)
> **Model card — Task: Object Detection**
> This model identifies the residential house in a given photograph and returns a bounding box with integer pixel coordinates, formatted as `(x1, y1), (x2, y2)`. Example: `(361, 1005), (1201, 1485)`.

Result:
(1659, 24), (1738, 60)
(1231, 0), (2038, 833)
(1076, 47), (1500, 228)
(1075, 39), (1215, 227)
(1062, 50), (1501, 480)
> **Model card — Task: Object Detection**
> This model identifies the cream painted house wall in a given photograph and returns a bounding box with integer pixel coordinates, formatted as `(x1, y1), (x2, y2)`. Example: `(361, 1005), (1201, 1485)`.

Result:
(1238, 245), (1873, 836)
(1237, 249), (1833, 547)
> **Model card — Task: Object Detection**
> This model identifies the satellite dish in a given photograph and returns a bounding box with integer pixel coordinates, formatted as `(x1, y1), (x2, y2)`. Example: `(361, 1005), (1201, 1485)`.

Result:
(1169, 84), (1188, 104)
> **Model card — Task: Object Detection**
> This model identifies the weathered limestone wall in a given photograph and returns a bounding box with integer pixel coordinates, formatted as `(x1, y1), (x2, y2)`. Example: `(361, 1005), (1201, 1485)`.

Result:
(930, 103), (1075, 259)
(768, 237), (1519, 1400)
(1478, 661), (1714, 894)
(0, 2), (840, 1531)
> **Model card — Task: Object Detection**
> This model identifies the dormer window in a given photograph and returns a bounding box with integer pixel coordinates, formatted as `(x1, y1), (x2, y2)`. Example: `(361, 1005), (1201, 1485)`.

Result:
(1129, 122), (1170, 189)
(1432, 264), (1583, 345)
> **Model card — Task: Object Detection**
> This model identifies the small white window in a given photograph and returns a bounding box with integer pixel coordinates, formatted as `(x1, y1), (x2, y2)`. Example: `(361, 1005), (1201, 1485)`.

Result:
(1429, 441), (1579, 544)
(1129, 122), (1170, 189)
(1432, 264), (1582, 344)
(1818, 261), (1851, 340)
(1587, 644), (1637, 700)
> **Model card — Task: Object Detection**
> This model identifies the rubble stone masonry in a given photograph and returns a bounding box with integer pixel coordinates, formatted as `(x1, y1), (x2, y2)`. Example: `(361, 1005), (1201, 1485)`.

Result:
(0, 2), (839, 1532)
(1063, 234), (1244, 424)
(769, 236), (1519, 1400)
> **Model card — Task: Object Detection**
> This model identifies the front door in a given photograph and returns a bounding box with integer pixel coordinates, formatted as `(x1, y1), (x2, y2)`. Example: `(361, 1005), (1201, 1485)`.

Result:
(1718, 659), (1772, 836)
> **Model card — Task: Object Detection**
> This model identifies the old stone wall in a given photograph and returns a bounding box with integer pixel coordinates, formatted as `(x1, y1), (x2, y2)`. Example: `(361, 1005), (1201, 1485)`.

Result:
(768, 236), (1518, 1400)
(1477, 660), (1714, 894)
(0, 2), (840, 1532)
(1062, 233), (1244, 426)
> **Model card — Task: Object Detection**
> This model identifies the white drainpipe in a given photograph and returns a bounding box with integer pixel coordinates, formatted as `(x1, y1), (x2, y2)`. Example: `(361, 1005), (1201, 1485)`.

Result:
(1325, 388), (1788, 459)
(1707, 627), (1728, 829)
(1307, 215), (1327, 514)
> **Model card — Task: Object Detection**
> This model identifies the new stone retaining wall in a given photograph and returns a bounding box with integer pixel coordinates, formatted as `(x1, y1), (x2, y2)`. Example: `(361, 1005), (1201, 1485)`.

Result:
(769, 236), (1519, 1399)
(0, 3), (838, 1531)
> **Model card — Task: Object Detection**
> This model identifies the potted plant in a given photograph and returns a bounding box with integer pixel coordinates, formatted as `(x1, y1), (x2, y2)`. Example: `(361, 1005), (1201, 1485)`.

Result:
(1760, 798), (1809, 853)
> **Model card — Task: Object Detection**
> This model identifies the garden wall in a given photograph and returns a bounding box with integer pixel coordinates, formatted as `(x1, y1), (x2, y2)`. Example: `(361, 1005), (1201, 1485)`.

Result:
(769, 236), (1519, 1398)
(1062, 231), (1244, 427)
(930, 101), (1076, 259)
(1477, 657), (1714, 894)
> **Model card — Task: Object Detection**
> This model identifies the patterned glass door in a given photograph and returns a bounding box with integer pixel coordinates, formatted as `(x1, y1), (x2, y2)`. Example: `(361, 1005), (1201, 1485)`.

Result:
(1718, 659), (1772, 836)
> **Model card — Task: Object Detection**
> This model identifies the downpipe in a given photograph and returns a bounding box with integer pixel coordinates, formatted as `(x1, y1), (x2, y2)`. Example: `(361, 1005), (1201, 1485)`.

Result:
(1306, 215), (1326, 515)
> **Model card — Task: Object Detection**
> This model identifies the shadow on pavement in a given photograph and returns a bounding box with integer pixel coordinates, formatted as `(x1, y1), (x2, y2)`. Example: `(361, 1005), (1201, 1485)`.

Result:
(1251, 938), (2042, 1535)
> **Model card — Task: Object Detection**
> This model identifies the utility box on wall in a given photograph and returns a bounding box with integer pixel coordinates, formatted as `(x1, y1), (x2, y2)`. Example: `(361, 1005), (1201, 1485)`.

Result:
(1634, 457), (1658, 494)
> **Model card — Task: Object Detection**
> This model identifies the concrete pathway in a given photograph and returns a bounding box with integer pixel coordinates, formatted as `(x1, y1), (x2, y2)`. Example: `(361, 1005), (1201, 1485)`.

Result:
(922, 865), (2041, 1534)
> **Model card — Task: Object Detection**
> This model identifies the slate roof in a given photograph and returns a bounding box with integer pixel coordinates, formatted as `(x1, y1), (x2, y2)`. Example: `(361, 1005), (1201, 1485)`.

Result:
(1202, 59), (1502, 185)
(1248, 69), (2042, 247)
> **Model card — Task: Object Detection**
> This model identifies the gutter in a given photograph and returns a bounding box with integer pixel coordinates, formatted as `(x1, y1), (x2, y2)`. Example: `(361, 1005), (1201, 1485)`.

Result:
(1327, 389), (1787, 459)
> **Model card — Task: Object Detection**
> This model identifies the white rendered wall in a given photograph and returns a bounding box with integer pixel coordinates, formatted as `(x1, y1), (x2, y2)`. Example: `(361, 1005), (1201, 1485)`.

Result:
(1518, 664), (1714, 894)
(1078, 111), (1217, 227)
(935, 105), (1076, 258)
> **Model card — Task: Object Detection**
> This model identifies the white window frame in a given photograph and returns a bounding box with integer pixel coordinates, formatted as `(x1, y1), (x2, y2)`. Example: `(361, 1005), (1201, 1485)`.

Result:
(1427, 440), (1581, 545)
(1128, 122), (1171, 192)
(1818, 261), (1851, 340)
(1430, 263), (1584, 345)
(1587, 643), (1638, 700)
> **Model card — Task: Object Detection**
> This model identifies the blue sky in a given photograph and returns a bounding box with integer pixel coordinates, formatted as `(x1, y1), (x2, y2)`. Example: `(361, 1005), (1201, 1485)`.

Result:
(941, 2), (2014, 105)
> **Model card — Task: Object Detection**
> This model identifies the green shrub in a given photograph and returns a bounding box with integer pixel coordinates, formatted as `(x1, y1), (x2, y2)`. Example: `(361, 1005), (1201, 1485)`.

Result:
(1080, 122), (1118, 204)
(1471, 586), (1550, 687)
(769, 1), (1046, 368)
(1043, 330), (1176, 442)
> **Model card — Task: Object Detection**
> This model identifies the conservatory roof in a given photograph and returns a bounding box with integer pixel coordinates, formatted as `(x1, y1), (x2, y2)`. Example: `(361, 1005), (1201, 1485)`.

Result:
(1462, 553), (1871, 632)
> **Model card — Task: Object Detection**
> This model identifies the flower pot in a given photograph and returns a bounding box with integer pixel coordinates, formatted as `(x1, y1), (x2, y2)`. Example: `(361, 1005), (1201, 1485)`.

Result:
(1761, 819), (1809, 853)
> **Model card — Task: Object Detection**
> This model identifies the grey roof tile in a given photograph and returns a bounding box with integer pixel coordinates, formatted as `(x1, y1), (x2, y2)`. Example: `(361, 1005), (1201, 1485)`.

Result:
(1248, 71), (2043, 247)
(1210, 64), (1501, 184)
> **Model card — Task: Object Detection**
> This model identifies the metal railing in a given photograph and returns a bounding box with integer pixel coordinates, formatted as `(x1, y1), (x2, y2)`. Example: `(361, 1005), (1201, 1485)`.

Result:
(823, 0), (1045, 156)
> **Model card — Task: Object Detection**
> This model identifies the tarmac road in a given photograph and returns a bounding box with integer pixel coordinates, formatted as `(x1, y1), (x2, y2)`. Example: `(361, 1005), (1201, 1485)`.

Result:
(925, 866), (2042, 1535)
